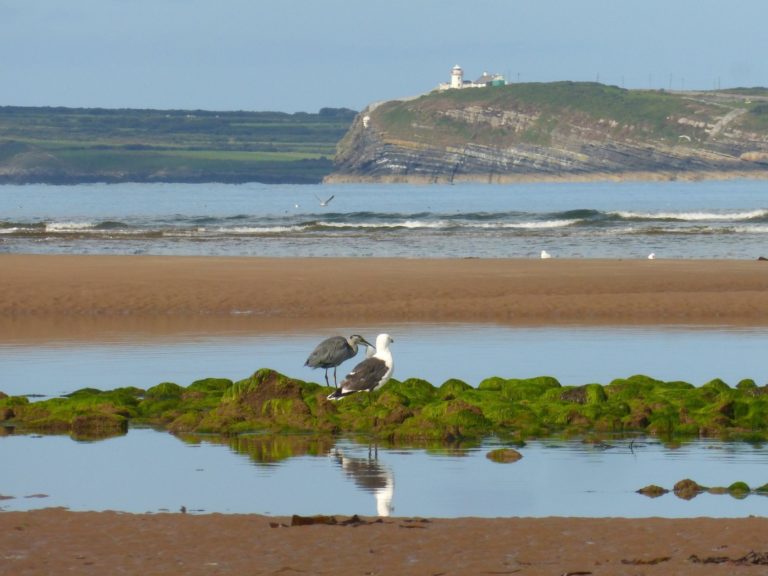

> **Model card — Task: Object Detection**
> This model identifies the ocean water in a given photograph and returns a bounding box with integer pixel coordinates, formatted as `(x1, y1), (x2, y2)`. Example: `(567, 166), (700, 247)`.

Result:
(2, 179), (768, 258)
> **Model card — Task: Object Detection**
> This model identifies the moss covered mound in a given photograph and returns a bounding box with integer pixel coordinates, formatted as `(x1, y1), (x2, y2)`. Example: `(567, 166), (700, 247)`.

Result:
(640, 479), (761, 500)
(486, 448), (523, 463)
(3, 370), (768, 440)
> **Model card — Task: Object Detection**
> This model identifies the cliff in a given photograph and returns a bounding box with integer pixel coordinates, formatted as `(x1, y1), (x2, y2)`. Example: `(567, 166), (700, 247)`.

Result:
(329, 83), (768, 183)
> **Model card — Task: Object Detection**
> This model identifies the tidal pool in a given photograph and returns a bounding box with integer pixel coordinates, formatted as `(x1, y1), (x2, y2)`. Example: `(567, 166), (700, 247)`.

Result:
(2, 430), (768, 518)
(3, 324), (767, 518)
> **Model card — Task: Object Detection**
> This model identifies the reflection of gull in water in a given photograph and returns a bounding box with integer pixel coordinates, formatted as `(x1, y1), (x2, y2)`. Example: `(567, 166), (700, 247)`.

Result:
(332, 448), (394, 517)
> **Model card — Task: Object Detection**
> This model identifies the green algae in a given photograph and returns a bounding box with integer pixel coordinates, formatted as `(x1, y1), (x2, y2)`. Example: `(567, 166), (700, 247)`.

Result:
(4, 370), (768, 441)
(1, 387), (140, 439)
(727, 481), (751, 498)
(755, 483), (768, 494)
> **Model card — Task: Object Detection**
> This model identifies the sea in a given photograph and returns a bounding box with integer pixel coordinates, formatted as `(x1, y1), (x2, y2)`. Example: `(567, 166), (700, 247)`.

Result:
(3, 178), (768, 517)
(1, 178), (768, 258)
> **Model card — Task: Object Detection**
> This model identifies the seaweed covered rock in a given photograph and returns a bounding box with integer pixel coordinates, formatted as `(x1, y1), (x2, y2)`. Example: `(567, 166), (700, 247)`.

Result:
(673, 478), (706, 500)
(139, 378), (232, 428)
(7, 370), (768, 441)
(637, 484), (669, 498)
(508, 376), (561, 400)
(439, 378), (473, 400)
(0, 393), (27, 421)
(727, 481), (751, 498)
(386, 378), (438, 405)
(8, 387), (141, 439)
(486, 448), (523, 463)
(191, 369), (325, 434)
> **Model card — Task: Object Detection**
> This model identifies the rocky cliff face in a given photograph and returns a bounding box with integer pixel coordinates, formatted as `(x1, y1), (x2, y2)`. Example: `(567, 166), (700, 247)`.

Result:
(330, 83), (768, 182)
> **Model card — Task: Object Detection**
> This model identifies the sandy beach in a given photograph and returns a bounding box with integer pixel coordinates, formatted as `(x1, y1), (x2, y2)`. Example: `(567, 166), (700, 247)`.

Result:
(2, 254), (768, 337)
(4, 253), (768, 574)
(3, 509), (768, 575)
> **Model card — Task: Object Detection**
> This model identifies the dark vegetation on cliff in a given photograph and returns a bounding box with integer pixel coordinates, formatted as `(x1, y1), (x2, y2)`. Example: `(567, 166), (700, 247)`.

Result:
(334, 82), (768, 181)
(3, 369), (768, 444)
(0, 106), (356, 184)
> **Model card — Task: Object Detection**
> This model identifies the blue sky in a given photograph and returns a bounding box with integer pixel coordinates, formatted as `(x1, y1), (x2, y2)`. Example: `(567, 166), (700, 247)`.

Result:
(2, 0), (767, 112)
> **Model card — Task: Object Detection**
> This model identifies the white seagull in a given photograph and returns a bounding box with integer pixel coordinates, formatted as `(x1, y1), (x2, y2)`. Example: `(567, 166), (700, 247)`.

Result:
(648, 253), (656, 260)
(314, 193), (335, 207)
(327, 333), (394, 400)
(540, 250), (552, 259)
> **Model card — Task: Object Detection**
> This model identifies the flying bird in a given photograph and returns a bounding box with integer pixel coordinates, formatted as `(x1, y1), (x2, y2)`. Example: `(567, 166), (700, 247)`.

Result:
(305, 334), (373, 388)
(328, 333), (394, 400)
(314, 193), (335, 207)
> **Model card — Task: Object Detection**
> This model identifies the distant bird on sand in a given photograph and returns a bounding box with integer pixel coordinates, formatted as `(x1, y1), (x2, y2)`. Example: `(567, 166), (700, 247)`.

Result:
(314, 193), (335, 207)
(648, 253), (656, 260)
(540, 250), (552, 259)
(305, 334), (373, 388)
(328, 334), (394, 400)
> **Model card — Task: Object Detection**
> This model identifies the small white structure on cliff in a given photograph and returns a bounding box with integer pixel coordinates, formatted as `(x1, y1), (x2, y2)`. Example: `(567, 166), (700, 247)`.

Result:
(438, 65), (506, 90)
(450, 64), (464, 89)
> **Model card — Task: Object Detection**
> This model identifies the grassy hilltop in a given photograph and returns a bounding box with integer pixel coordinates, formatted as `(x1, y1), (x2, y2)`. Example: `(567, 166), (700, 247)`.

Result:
(376, 83), (768, 146)
(0, 106), (356, 184)
(334, 82), (768, 181)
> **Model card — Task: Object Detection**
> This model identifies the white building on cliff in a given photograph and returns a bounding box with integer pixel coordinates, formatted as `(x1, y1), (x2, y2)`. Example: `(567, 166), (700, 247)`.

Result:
(438, 65), (506, 90)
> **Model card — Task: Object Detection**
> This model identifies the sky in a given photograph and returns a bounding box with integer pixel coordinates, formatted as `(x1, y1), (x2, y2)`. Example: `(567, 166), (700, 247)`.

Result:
(2, 0), (767, 113)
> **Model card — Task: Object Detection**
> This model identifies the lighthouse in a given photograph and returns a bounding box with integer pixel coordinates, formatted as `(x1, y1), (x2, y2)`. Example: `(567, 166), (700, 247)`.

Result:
(450, 65), (464, 89)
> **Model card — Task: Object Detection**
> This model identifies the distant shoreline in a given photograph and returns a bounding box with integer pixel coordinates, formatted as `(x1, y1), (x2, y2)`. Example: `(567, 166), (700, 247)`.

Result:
(4, 169), (768, 186)
(324, 169), (768, 185)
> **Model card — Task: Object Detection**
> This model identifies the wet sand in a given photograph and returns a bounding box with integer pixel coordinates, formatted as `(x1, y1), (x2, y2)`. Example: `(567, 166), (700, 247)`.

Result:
(2, 509), (768, 575)
(4, 253), (768, 573)
(2, 255), (768, 341)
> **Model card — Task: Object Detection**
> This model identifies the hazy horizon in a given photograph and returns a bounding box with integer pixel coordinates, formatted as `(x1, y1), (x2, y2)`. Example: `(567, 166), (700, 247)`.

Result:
(2, 0), (767, 113)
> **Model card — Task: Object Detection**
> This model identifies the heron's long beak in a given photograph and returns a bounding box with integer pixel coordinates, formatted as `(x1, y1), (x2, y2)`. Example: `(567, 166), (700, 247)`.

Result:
(360, 337), (374, 348)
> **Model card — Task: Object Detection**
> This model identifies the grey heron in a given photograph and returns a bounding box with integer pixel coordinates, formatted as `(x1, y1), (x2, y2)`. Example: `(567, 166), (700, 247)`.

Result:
(305, 334), (373, 388)
(327, 333), (394, 400)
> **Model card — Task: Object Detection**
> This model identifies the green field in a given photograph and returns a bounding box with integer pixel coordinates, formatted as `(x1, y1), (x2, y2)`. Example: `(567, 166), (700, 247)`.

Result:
(0, 106), (356, 184)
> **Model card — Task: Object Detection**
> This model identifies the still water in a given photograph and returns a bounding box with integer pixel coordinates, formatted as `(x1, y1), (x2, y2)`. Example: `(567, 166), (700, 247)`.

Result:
(3, 431), (768, 518)
(2, 324), (768, 518)
(1, 324), (766, 398)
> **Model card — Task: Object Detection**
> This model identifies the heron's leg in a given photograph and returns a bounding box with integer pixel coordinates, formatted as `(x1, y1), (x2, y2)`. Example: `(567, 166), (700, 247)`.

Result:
(324, 369), (330, 387)
(333, 366), (338, 388)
